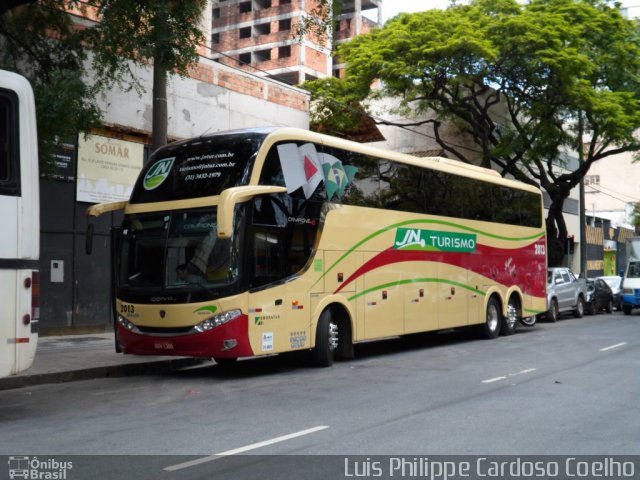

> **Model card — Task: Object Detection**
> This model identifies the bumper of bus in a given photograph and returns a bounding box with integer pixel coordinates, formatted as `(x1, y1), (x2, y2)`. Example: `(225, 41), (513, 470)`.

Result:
(115, 314), (254, 358)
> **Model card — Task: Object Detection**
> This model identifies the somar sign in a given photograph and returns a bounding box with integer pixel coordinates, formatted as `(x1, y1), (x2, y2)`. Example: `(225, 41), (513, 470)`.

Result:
(76, 134), (144, 203)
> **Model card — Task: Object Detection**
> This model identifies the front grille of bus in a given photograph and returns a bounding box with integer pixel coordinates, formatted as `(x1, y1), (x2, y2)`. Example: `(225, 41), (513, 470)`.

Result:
(136, 326), (195, 335)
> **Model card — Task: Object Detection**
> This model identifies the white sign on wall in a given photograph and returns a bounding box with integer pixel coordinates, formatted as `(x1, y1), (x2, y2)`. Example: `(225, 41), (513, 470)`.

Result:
(76, 134), (144, 203)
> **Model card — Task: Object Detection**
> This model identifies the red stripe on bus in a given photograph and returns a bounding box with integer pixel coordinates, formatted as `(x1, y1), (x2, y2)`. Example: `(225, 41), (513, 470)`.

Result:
(334, 241), (546, 298)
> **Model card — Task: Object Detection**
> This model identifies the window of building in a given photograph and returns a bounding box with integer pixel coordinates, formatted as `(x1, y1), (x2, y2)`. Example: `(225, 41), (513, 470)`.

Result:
(255, 49), (271, 62)
(255, 0), (272, 9)
(212, 33), (220, 44)
(239, 1), (252, 13)
(279, 18), (291, 31)
(239, 53), (251, 65)
(280, 0), (291, 4)
(255, 23), (271, 36)
(585, 175), (600, 186)
(239, 27), (252, 39)
(278, 46), (291, 58)
(212, 8), (220, 19)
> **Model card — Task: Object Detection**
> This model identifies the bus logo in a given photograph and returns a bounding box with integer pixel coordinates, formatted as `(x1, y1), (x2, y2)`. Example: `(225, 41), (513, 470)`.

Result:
(143, 157), (175, 190)
(395, 228), (477, 253)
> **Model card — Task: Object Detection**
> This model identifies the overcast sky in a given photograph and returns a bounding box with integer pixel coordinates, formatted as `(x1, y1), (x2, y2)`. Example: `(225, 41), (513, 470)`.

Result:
(379, 0), (461, 22)
(378, 0), (638, 23)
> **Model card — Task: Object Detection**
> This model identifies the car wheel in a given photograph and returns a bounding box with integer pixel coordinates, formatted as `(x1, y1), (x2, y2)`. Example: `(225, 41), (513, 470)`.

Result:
(520, 315), (537, 327)
(573, 296), (584, 318)
(478, 296), (501, 339)
(502, 297), (520, 336)
(623, 305), (632, 315)
(605, 299), (613, 314)
(311, 309), (339, 367)
(547, 299), (559, 323)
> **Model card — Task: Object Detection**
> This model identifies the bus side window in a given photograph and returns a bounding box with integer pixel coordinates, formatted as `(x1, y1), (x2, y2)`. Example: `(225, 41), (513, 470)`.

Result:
(0, 89), (20, 196)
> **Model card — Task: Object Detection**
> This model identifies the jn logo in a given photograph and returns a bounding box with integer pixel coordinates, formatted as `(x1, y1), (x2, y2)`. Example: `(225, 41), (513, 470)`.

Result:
(394, 228), (477, 253)
(143, 157), (175, 190)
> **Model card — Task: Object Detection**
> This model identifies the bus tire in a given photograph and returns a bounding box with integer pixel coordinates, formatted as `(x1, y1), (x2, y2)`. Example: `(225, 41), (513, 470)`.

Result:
(478, 296), (502, 339)
(311, 310), (339, 367)
(502, 296), (520, 336)
(623, 305), (632, 315)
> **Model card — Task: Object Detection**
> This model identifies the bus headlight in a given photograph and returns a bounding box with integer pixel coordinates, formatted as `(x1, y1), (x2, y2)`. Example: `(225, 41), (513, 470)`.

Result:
(118, 315), (141, 334)
(194, 309), (242, 332)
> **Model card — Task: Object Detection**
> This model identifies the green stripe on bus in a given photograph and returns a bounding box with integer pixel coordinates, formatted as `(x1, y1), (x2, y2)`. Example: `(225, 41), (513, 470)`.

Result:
(346, 278), (487, 302)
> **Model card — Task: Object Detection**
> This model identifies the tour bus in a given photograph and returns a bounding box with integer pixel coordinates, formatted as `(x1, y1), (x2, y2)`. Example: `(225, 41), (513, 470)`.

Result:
(0, 70), (40, 377)
(87, 127), (547, 366)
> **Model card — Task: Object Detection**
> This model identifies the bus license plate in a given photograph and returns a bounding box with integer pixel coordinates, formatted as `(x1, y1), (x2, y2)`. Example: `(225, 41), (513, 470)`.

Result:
(154, 341), (174, 351)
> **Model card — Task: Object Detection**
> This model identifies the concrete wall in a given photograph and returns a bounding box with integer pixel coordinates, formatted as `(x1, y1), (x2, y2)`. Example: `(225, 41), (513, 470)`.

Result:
(96, 58), (310, 140)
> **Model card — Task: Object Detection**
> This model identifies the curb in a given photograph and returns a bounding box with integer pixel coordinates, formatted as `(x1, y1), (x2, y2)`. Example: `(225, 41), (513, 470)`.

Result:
(0, 358), (205, 391)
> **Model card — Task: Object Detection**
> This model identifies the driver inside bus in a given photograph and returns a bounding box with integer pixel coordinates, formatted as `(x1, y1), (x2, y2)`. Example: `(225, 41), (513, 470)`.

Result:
(176, 264), (206, 285)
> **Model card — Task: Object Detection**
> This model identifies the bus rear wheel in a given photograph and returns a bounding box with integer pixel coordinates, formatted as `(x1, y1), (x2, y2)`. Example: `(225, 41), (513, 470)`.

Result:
(311, 310), (339, 367)
(478, 296), (502, 339)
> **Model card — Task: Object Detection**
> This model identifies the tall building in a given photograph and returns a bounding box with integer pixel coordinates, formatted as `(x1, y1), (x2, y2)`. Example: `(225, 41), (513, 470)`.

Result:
(210, 0), (382, 85)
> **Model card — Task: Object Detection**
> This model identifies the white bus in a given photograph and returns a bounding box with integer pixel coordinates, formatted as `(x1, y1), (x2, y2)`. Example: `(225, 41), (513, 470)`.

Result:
(0, 70), (40, 377)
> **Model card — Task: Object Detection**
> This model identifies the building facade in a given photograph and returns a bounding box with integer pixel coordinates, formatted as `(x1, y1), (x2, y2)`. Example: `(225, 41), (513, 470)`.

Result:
(210, 0), (382, 84)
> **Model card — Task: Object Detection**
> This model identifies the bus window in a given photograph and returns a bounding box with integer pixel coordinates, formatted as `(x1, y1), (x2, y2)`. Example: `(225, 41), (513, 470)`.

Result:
(0, 89), (20, 195)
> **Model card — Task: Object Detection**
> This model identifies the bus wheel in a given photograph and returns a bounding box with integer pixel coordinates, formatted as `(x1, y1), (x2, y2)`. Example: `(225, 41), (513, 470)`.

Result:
(502, 297), (520, 336)
(623, 305), (632, 315)
(478, 297), (502, 339)
(311, 310), (339, 367)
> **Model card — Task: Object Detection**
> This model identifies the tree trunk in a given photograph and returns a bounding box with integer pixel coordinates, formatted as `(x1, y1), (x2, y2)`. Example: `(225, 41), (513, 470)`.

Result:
(151, 61), (167, 155)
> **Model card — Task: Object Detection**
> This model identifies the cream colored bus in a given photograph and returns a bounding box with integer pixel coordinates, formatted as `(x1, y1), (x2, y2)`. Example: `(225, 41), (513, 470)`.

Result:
(0, 70), (39, 377)
(88, 127), (547, 367)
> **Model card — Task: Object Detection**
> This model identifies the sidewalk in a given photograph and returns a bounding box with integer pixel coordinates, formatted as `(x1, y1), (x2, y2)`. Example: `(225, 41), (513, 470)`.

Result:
(0, 333), (206, 391)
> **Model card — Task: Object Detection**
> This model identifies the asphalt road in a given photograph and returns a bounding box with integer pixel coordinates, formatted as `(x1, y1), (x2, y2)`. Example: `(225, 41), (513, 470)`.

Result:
(1, 312), (638, 479)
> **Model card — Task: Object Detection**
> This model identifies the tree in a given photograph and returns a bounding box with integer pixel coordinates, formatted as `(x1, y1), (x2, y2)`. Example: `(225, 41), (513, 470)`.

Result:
(0, 0), (206, 170)
(304, 0), (640, 266)
(87, 0), (206, 152)
(0, 1), (101, 173)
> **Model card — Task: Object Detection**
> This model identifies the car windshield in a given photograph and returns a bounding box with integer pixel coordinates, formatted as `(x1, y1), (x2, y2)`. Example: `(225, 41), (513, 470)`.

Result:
(602, 277), (621, 289)
(118, 208), (239, 292)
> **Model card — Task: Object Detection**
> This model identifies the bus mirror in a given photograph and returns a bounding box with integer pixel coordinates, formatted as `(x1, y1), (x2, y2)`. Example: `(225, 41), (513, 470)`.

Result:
(217, 186), (287, 239)
(86, 222), (94, 255)
(85, 201), (128, 254)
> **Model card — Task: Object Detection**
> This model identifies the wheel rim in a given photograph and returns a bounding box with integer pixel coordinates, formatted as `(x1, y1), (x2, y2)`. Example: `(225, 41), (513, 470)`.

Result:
(487, 304), (499, 332)
(506, 303), (519, 329)
(328, 321), (339, 351)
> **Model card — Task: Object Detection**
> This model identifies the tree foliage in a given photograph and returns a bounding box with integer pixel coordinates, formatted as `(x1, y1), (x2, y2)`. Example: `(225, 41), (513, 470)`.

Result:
(0, 0), (206, 171)
(305, 0), (640, 266)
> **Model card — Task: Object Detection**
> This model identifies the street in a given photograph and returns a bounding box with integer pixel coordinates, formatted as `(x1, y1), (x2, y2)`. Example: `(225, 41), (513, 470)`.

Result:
(1, 312), (638, 479)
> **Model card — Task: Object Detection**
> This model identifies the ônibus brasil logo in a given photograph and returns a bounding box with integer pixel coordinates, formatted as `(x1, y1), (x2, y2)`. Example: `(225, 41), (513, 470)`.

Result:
(394, 228), (477, 253)
(143, 157), (175, 190)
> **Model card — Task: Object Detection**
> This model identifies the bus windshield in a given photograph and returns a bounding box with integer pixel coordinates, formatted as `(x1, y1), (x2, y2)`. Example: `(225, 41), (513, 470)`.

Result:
(128, 131), (270, 204)
(119, 209), (239, 296)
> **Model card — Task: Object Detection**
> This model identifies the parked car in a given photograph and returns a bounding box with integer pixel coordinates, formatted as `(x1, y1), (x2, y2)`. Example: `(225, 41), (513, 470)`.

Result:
(599, 275), (622, 311)
(546, 267), (587, 321)
(585, 278), (614, 315)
